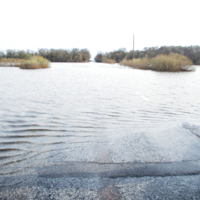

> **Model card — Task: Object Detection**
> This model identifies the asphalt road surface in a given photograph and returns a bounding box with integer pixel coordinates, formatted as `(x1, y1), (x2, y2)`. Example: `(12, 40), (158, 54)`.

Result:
(1, 122), (200, 199)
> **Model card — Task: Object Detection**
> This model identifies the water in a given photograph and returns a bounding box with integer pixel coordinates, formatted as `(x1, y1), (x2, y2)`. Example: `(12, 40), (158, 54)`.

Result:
(0, 63), (200, 177)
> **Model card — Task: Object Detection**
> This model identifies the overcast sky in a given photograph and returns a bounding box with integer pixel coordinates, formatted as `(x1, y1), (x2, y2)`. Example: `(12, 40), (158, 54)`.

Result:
(0, 0), (199, 58)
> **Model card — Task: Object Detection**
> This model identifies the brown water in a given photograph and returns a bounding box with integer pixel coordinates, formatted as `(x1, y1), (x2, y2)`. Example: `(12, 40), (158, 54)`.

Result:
(0, 63), (200, 176)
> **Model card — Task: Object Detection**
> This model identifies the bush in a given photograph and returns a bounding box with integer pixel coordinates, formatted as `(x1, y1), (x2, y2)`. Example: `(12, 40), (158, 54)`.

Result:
(150, 53), (193, 71)
(102, 58), (116, 64)
(94, 49), (127, 63)
(20, 56), (50, 69)
(120, 58), (150, 69)
(120, 53), (194, 72)
(94, 53), (104, 62)
(0, 58), (25, 67)
(195, 59), (200, 65)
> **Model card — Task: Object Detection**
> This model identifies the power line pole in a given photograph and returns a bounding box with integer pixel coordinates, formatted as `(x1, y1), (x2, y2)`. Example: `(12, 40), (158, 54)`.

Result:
(133, 34), (135, 59)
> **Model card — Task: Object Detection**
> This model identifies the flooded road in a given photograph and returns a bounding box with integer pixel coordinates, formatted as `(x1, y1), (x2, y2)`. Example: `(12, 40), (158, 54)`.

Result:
(0, 63), (200, 199)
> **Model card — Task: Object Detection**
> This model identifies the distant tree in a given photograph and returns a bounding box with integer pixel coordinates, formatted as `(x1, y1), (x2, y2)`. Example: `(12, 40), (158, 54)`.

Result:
(6, 50), (16, 58)
(56, 50), (67, 62)
(95, 49), (127, 63)
(38, 49), (48, 59)
(95, 53), (103, 62)
(125, 50), (134, 60)
(16, 51), (27, 59)
(70, 48), (79, 62)
(80, 49), (91, 62)
(0, 51), (4, 58)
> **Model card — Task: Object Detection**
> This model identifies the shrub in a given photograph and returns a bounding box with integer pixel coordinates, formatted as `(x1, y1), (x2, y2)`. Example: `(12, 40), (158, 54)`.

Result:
(0, 58), (25, 67)
(120, 53), (194, 72)
(20, 56), (50, 69)
(194, 59), (200, 65)
(150, 53), (193, 71)
(102, 58), (116, 64)
(94, 53), (104, 62)
(120, 58), (150, 69)
(95, 49), (127, 63)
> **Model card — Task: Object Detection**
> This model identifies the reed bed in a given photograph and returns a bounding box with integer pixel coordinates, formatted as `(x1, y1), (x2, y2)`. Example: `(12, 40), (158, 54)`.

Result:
(0, 58), (25, 67)
(0, 56), (50, 69)
(103, 58), (116, 64)
(120, 53), (194, 72)
(150, 53), (193, 71)
(20, 56), (50, 69)
(120, 58), (150, 70)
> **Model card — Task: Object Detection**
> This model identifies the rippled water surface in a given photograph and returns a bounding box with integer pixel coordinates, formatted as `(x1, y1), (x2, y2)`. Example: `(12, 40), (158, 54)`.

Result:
(0, 63), (200, 176)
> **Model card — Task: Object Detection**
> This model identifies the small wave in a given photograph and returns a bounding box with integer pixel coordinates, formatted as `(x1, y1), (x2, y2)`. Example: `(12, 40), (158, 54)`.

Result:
(3, 128), (95, 133)
(0, 148), (22, 152)
(0, 120), (27, 123)
(71, 126), (106, 129)
(0, 152), (30, 160)
(0, 135), (46, 138)
(3, 124), (40, 128)
(0, 141), (32, 144)
(38, 142), (65, 145)
(0, 134), (94, 138)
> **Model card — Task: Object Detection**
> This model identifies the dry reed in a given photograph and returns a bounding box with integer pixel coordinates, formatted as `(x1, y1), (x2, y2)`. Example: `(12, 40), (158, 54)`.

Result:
(20, 56), (50, 69)
(103, 58), (116, 64)
(0, 58), (25, 67)
(120, 58), (150, 69)
(120, 53), (194, 72)
(150, 53), (193, 71)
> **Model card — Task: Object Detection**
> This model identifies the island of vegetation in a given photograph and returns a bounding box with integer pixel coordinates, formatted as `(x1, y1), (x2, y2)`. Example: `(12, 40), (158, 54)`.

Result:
(94, 46), (200, 71)
(20, 56), (50, 69)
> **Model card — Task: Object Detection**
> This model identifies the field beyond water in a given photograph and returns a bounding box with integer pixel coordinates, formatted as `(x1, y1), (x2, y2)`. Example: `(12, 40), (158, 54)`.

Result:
(0, 63), (200, 199)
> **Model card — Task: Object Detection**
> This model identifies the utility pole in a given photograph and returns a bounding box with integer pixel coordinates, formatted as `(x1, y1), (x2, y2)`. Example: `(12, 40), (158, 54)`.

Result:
(133, 34), (135, 59)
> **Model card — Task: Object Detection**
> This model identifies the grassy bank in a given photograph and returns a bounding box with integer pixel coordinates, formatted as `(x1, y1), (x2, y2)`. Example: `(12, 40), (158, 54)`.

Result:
(120, 53), (194, 72)
(20, 56), (50, 69)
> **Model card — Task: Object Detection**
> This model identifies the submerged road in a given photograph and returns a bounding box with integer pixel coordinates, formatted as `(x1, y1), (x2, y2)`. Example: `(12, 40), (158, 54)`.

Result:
(1, 122), (200, 199)
(1, 64), (200, 199)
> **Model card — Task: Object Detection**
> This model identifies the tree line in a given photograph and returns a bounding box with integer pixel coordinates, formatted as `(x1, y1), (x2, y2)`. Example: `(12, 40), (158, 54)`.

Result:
(38, 48), (90, 62)
(94, 46), (200, 65)
(0, 49), (35, 60)
(0, 48), (91, 62)
(1, 46), (200, 64)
